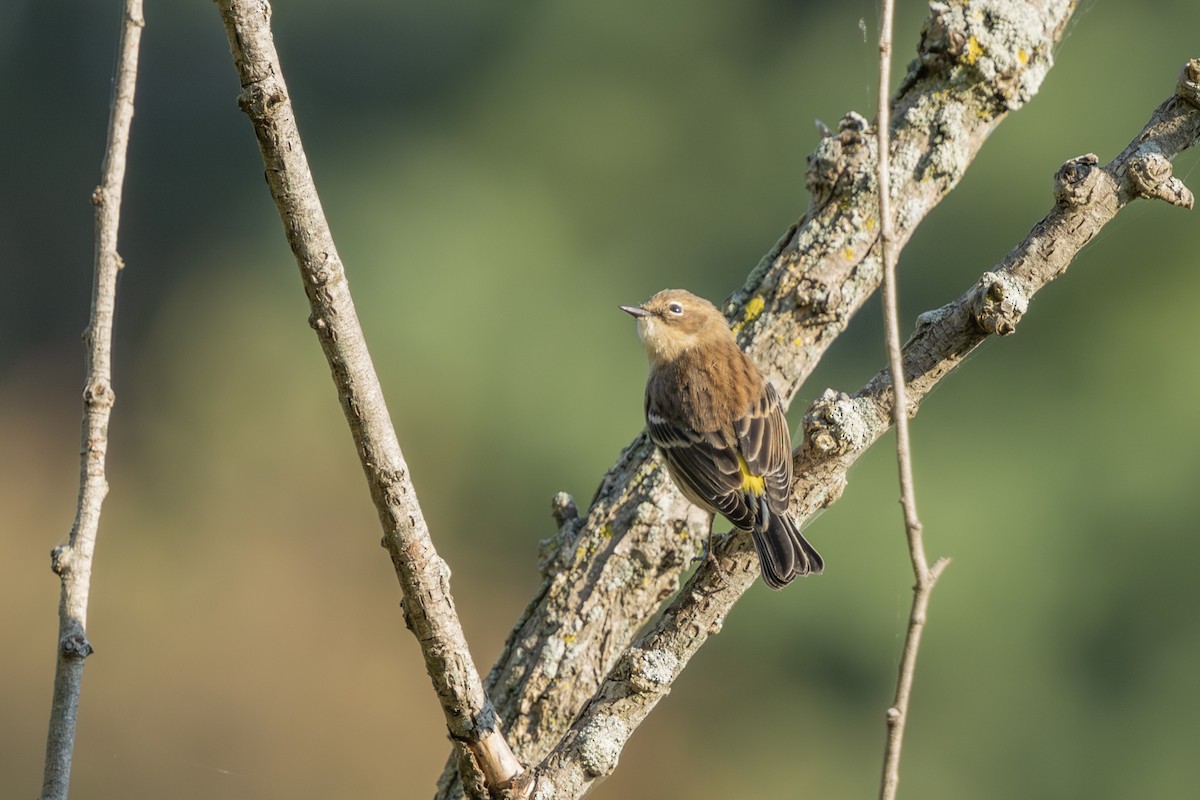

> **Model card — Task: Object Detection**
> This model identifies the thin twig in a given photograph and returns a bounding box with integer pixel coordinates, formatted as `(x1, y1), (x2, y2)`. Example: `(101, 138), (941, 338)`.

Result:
(875, 2), (949, 798)
(212, 0), (522, 793)
(876, 0), (919, 561)
(39, 2), (144, 799)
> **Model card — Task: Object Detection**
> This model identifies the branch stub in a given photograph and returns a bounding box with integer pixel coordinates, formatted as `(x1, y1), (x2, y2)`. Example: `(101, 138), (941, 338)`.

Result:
(1053, 153), (1100, 207)
(1127, 152), (1194, 209)
(971, 271), (1028, 336)
(1177, 58), (1200, 108)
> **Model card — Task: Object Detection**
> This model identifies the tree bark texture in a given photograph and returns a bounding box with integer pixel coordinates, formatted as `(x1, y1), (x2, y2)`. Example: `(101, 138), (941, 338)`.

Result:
(214, 0), (522, 791)
(438, 2), (1081, 796)
(511, 55), (1200, 800)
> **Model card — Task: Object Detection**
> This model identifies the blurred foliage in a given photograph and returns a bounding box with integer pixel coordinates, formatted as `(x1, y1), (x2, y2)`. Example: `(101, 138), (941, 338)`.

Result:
(3, 1), (1199, 798)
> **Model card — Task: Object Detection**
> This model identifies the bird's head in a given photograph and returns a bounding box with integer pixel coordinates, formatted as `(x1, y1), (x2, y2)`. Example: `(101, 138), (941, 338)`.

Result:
(620, 289), (730, 366)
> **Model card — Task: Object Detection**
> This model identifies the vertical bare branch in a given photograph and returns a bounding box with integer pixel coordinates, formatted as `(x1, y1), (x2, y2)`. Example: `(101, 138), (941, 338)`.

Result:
(877, 0), (917, 551)
(39, 2), (144, 799)
(876, 2), (950, 799)
(211, 0), (522, 793)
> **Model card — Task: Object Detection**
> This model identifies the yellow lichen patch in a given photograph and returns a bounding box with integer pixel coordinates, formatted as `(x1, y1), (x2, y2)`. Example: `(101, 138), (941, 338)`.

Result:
(864, 217), (877, 231)
(1017, 48), (1029, 65)
(843, 246), (856, 261)
(743, 295), (765, 323)
(731, 294), (766, 334)
(965, 35), (984, 65)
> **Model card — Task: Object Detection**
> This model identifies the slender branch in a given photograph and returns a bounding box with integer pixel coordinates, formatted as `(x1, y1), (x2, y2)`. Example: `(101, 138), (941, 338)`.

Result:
(875, 2), (947, 797)
(513, 59), (1200, 799)
(879, 557), (948, 800)
(877, 0), (924, 568)
(212, 0), (522, 793)
(39, 3), (144, 798)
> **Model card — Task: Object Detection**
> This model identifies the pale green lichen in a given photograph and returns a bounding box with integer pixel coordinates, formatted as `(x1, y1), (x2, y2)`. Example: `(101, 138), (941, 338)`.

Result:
(636, 648), (677, 685)
(944, 0), (1068, 109)
(576, 714), (629, 777)
(539, 635), (566, 679)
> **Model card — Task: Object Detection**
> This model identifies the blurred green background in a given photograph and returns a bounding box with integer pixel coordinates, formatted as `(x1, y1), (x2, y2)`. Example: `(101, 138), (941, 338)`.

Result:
(3, 1), (1198, 798)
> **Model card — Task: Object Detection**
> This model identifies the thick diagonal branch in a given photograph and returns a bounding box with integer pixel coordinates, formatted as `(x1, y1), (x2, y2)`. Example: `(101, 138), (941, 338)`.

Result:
(517, 60), (1200, 798)
(40, 3), (144, 800)
(438, 3), (1079, 796)
(213, 0), (521, 792)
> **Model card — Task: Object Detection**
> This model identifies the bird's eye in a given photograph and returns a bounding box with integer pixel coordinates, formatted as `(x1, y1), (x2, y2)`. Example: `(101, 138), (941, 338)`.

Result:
(668, 302), (684, 315)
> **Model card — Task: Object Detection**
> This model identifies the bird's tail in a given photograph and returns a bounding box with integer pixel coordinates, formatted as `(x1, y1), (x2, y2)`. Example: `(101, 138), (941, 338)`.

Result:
(751, 502), (824, 589)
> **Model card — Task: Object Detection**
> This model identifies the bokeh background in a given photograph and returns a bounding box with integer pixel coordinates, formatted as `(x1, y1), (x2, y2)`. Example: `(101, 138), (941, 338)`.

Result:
(3, 1), (1199, 798)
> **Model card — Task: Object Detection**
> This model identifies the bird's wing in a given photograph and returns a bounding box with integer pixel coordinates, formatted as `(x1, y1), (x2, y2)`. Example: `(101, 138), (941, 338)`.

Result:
(734, 382), (794, 512)
(647, 411), (755, 529)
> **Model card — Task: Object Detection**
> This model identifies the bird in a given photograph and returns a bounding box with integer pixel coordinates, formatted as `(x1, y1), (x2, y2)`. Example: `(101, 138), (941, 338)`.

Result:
(620, 288), (823, 588)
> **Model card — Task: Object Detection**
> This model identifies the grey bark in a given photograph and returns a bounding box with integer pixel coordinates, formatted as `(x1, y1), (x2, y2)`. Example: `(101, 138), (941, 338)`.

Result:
(441, 2), (1082, 796)
(512, 57), (1200, 800)
(40, 3), (144, 799)
(214, 0), (523, 792)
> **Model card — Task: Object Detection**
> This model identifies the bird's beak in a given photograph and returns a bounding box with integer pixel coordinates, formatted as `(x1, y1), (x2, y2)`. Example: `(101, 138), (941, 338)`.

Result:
(620, 304), (649, 318)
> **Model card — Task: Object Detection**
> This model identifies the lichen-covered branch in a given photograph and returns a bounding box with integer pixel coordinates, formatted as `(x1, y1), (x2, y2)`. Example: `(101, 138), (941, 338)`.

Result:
(40, 3), (144, 799)
(212, 0), (522, 793)
(516, 59), (1199, 798)
(438, 2), (1078, 796)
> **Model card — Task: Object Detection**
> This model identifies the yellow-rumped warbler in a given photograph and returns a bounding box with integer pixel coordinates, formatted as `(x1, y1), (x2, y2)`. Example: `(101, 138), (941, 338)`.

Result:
(621, 288), (823, 588)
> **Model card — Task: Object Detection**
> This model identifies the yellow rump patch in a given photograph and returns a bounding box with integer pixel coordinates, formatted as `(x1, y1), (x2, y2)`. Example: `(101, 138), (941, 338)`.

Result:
(738, 454), (766, 496)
